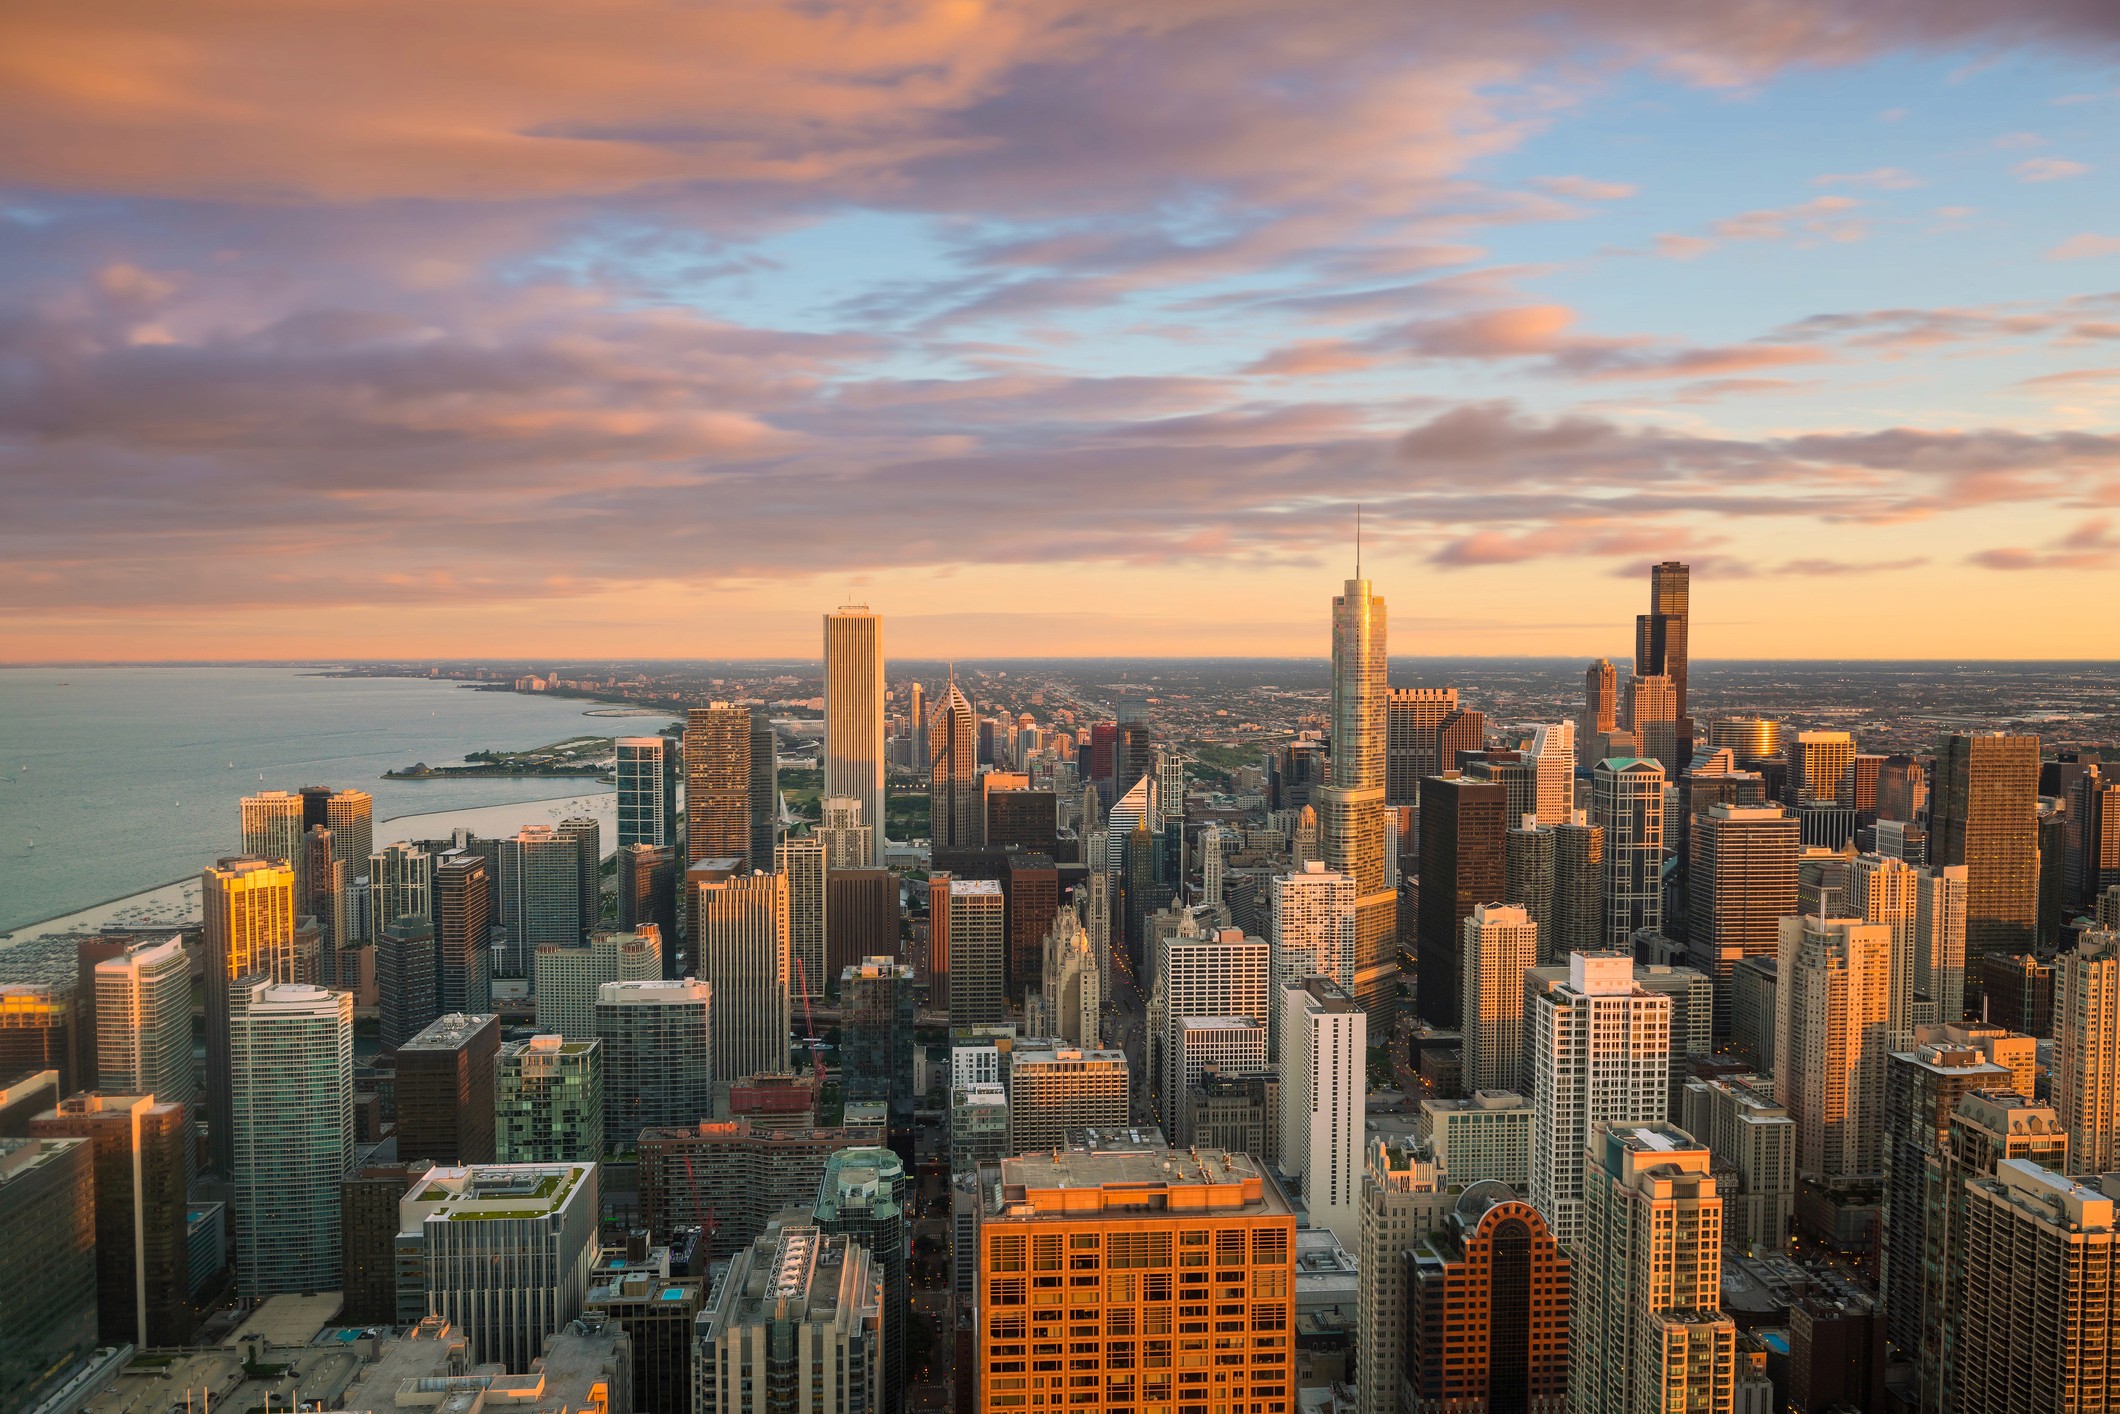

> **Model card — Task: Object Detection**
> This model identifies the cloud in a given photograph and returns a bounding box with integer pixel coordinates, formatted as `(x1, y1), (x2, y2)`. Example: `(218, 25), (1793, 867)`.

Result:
(1971, 518), (2120, 570)
(1711, 195), (1866, 245)
(1817, 167), (1923, 189)
(1531, 176), (1638, 201)
(1653, 233), (1717, 261)
(2051, 234), (2120, 261)
(2017, 157), (2093, 182)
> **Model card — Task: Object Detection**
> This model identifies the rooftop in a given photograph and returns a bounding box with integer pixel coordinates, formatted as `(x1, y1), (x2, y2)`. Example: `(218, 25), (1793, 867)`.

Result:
(400, 1013), (497, 1051)
(1013, 1042), (1128, 1066)
(986, 1145), (1288, 1219)
(951, 877), (1003, 896)
(404, 1162), (592, 1223)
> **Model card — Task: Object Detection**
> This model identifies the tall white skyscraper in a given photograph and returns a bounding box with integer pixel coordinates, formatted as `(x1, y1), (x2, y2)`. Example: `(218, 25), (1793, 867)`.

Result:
(1591, 757), (1666, 946)
(824, 606), (885, 864)
(692, 870), (792, 1086)
(94, 937), (195, 1100)
(778, 834), (828, 1009)
(240, 789), (308, 887)
(1280, 976), (1366, 1250)
(2055, 930), (2120, 1173)
(227, 980), (352, 1297)
(1269, 863), (1356, 1056)
(1459, 902), (1539, 1095)
(1776, 914), (1893, 1179)
(1526, 721), (1576, 825)
(1527, 952), (1672, 1251)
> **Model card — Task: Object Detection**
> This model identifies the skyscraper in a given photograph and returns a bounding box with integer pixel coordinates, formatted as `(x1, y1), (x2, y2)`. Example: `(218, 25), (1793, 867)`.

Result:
(616, 841), (679, 965)
(368, 841), (434, 941)
(1356, 1139), (1454, 1414)
(1405, 1187), (1572, 1411)
(406, 1162), (599, 1373)
(841, 958), (917, 1118)
(1789, 730), (1857, 806)
(1387, 686), (1458, 806)
(1572, 1123), (1734, 1414)
(91, 937), (193, 1099)
(1034, 908), (1101, 1047)
(1634, 559), (1690, 723)
(227, 980), (352, 1296)
(686, 703), (759, 867)
(1851, 852), (1921, 1034)
(0, 1135), (97, 1413)
(1878, 1039), (2013, 1358)
(1580, 658), (1618, 768)
(973, 1146), (1296, 1412)
(929, 673), (980, 849)
(818, 794), (874, 871)
(1551, 810), (1605, 958)
(498, 825), (582, 971)
(1776, 914), (1894, 1179)
(1270, 863), (1356, 1053)
(434, 848), (492, 1014)
(1626, 673), (1679, 777)
(1280, 976), (1366, 1249)
(29, 1094), (190, 1348)
(1687, 803), (1799, 1035)
(1459, 903), (1538, 1095)
(376, 914), (439, 1049)
(1712, 716), (1783, 763)
(1006, 1044), (1132, 1152)
(1931, 733), (2041, 1007)
(1321, 573), (1399, 1026)
(496, 1034), (604, 1164)
(203, 856), (297, 1175)
(396, 1012), (500, 1166)
(1153, 925), (1269, 1127)
(615, 735), (681, 849)
(1527, 953), (1671, 1251)
(596, 978), (714, 1140)
(824, 606), (886, 864)
(557, 814), (602, 932)
(2055, 930), (2120, 1173)
(945, 877), (1006, 1027)
(695, 1220), (883, 1414)
(778, 833), (828, 1008)
(240, 789), (308, 893)
(812, 1147), (909, 1414)
(690, 870), (791, 1086)
(1526, 720), (1575, 824)
(1951, 1159), (2120, 1413)
(1415, 773), (1507, 1029)
(1591, 757), (1665, 947)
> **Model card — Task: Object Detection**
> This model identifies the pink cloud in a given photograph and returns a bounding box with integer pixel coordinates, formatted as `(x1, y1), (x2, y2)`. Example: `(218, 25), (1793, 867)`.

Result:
(2051, 234), (2120, 261)
(2017, 157), (2092, 181)
(1971, 518), (2120, 570)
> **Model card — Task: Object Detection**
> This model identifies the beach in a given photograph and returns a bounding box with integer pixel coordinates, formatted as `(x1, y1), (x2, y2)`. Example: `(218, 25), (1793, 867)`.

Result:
(0, 789), (616, 947)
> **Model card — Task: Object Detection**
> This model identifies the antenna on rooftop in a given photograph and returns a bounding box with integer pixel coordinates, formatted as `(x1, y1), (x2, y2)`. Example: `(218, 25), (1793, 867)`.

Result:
(1356, 504), (1362, 580)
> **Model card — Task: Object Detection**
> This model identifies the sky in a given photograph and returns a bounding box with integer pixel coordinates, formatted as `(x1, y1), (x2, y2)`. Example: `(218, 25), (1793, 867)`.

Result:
(2, 1), (2118, 663)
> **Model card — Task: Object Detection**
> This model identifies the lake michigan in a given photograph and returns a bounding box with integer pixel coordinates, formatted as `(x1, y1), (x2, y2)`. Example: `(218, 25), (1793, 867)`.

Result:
(0, 667), (652, 935)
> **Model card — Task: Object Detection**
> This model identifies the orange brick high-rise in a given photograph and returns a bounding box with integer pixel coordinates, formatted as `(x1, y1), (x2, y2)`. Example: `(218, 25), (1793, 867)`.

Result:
(976, 1145), (1296, 1414)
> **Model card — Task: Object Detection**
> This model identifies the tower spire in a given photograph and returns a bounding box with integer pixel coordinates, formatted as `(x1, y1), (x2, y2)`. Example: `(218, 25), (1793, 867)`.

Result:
(1356, 504), (1362, 580)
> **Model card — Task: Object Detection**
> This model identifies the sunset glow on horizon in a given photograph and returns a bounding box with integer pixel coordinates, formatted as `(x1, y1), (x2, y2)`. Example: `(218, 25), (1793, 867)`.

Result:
(2, 2), (2118, 662)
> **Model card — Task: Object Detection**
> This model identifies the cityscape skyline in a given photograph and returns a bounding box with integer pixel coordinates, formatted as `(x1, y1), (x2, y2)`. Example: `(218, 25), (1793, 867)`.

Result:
(3, 6), (2119, 1409)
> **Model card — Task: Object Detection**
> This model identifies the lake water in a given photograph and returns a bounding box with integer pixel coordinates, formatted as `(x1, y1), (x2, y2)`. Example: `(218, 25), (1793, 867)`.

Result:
(0, 667), (655, 934)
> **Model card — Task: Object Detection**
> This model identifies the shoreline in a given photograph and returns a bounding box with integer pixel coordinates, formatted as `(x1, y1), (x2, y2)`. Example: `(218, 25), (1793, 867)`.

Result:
(0, 787), (617, 947)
